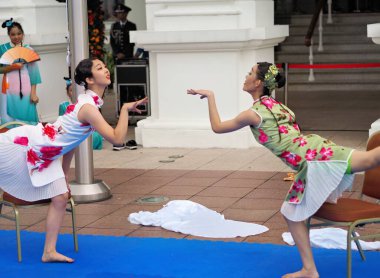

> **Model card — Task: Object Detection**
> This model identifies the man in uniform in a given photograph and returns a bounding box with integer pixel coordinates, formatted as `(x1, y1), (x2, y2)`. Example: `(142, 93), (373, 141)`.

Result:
(110, 4), (137, 63)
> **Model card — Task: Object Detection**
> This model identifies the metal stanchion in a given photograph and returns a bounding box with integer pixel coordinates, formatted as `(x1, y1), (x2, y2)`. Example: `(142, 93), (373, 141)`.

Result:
(67, 0), (111, 203)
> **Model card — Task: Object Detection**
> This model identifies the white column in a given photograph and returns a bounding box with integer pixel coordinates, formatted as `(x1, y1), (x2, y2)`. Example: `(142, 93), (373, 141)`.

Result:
(367, 23), (380, 137)
(131, 0), (288, 148)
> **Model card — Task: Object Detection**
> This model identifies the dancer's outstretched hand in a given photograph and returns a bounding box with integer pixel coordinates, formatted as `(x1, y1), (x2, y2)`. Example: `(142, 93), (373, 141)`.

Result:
(124, 97), (149, 114)
(187, 89), (214, 99)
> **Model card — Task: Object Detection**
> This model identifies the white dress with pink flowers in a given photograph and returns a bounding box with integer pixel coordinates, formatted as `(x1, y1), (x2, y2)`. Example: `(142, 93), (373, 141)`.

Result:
(0, 90), (102, 201)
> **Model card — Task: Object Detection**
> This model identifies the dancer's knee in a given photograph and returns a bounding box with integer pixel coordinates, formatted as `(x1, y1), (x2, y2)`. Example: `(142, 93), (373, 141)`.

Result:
(51, 193), (69, 208)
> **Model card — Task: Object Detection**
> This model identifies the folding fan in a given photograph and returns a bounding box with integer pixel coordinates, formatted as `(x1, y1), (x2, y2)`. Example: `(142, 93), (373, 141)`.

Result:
(0, 47), (40, 65)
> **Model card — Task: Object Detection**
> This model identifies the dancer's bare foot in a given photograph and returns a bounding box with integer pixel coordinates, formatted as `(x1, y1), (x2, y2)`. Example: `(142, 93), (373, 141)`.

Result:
(42, 251), (74, 263)
(282, 268), (319, 278)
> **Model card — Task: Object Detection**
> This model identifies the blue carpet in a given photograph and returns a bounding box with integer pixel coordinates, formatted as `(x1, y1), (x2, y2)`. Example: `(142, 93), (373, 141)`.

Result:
(0, 230), (379, 278)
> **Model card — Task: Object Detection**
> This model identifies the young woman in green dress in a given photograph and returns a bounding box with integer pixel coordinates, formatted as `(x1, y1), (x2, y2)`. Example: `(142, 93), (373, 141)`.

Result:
(188, 62), (380, 278)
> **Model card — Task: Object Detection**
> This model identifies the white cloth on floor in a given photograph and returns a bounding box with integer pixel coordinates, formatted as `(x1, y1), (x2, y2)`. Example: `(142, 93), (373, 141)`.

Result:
(282, 227), (380, 250)
(128, 200), (269, 238)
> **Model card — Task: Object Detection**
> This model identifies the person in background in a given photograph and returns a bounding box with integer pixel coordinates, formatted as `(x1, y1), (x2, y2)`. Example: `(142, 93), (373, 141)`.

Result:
(0, 18), (41, 126)
(110, 4), (136, 64)
(59, 77), (103, 150)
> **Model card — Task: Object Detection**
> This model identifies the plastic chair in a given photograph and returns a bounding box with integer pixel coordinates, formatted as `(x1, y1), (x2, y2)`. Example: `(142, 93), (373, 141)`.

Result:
(307, 131), (380, 278)
(0, 121), (78, 262)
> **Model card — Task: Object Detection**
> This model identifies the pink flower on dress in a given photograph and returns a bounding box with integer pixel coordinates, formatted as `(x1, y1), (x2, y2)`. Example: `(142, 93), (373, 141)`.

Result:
(40, 146), (63, 159)
(293, 123), (300, 131)
(261, 98), (276, 109)
(92, 95), (100, 106)
(14, 136), (29, 146)
(293, 137), (307, 147)
(305, 149), (317, 161)
(27, 149), (40, 165)
(280, 151), (302, 167)
(42, 124), (58, 141)
(38, 159), (53, 171)
(292, 179), (305, 193)
(258, 128), (268, 144)
(289, 195), (300, 204)
(319, 147), (333, 161)
(279, 125), (288, 134)
(65, 104), (75, 114)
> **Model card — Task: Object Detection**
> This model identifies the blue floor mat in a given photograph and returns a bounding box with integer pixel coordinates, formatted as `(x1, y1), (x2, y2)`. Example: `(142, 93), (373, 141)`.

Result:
(0, 230), (378, 277)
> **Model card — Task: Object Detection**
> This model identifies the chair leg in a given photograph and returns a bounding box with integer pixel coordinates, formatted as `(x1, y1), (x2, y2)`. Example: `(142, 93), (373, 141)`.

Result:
(13, 206), (22, 262)
(68, 198), (78, 252)
(351, 231), (366, 261)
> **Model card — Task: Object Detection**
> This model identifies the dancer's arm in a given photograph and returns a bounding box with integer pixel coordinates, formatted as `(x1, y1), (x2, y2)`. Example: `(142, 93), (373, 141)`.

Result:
(187, 89), (260, 133)
(78, 97), (148, 145)
(0, 63), (23, 74)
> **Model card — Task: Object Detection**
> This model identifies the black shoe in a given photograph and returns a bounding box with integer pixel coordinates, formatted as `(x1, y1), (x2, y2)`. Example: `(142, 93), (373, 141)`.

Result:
(113, 144), (126, 151)
(125, 140), (137, 150)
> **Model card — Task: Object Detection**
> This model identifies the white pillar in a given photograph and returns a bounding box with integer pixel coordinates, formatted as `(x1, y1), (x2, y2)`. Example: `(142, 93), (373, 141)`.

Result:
(131, 0), (288, 148)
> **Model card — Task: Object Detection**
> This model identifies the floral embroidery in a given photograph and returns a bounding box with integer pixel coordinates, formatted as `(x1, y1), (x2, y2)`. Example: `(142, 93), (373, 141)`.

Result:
(261, 97), (276, 109)
(289, 195), (299, 204)
(319, 147), (333, 161)
(14, 136), (29, 146)
(293, 123), (300, 131)
(38, 159), (53, 172)
(40, 146), (63, 159)
(278, 125), (288, 134)
(293, 136), (307, 147)
(292, 179), (305, 193)
(305, 149), (317, 161)
(65, 104), (75, 114)
(27, 149), (40, 165)
(258, 128), (268, 144)
(280, 151), (302, 167)
(42, 124), (58, 141)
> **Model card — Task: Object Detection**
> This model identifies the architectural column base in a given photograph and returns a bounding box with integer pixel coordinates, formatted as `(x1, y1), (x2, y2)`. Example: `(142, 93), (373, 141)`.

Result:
(69, 180), (111, 204)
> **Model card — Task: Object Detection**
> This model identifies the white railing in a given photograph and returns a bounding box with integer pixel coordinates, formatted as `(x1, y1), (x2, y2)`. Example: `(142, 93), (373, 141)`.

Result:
(308, 0), (334, 81)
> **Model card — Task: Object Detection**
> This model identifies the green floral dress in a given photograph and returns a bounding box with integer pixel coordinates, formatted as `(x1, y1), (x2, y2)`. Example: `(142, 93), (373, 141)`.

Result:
(250, 96), (354, 221)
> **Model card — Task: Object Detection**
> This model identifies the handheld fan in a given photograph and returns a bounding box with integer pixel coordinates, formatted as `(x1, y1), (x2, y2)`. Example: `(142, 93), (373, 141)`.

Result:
(0, 47), (40, 65)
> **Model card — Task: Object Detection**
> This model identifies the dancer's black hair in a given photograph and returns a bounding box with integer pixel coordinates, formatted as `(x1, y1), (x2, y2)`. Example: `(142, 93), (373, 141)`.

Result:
(1, 18), (24, 35)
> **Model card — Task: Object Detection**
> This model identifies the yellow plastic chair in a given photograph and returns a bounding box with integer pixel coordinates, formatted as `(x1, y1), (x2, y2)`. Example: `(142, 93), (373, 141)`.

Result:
(307, 131), (380, 278)
(0, 121), (78, 262)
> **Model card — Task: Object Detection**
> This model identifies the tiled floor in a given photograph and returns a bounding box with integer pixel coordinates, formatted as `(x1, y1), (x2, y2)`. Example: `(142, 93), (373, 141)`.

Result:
(1, 130), (379, 246)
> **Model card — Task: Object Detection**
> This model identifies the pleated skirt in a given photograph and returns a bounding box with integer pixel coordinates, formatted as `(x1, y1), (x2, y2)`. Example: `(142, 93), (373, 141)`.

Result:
(0, 143), (68, 201)
(281, 153), (355, 222)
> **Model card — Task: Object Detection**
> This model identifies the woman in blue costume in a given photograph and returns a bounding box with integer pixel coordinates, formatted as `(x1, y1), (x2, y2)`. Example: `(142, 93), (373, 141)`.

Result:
(59, 77), (103, 150)
(0, 18), (41, 125)
(188, 62), (380, 278)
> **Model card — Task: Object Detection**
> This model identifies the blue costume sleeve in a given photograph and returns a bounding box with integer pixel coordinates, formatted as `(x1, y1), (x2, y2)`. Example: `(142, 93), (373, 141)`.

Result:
(27, 62), (42, 85)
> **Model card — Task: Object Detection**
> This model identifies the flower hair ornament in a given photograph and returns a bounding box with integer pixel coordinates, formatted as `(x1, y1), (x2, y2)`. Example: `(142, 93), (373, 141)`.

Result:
(264, 64), (279, 91)
(1, 18), (13, 28)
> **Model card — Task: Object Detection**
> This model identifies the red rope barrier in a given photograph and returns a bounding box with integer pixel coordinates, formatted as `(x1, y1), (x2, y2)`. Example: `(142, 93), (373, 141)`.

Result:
(276, 63), (380, 69)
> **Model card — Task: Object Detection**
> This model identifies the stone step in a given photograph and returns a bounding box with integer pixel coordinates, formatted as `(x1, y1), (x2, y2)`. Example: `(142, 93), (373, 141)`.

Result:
(289, 24), (367, 36)
(281, 13), (380, 26)
(276, 52), (380, 64)
(283, 34), (372, 44)
(278, 43), (380, 53)
(283, 82), (380, 92)
(287, 71), (380, 83)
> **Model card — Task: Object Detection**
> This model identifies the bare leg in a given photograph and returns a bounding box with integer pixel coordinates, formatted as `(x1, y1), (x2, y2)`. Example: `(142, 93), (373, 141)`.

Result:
(282, 217), (319, 278)
(350, 148), (380, 173)
(41, 193), (74, 263)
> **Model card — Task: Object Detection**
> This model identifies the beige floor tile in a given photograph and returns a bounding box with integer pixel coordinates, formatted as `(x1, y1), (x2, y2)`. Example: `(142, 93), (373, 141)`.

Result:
(197, 187), (253, 198)
(222, 208), (277, 222)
